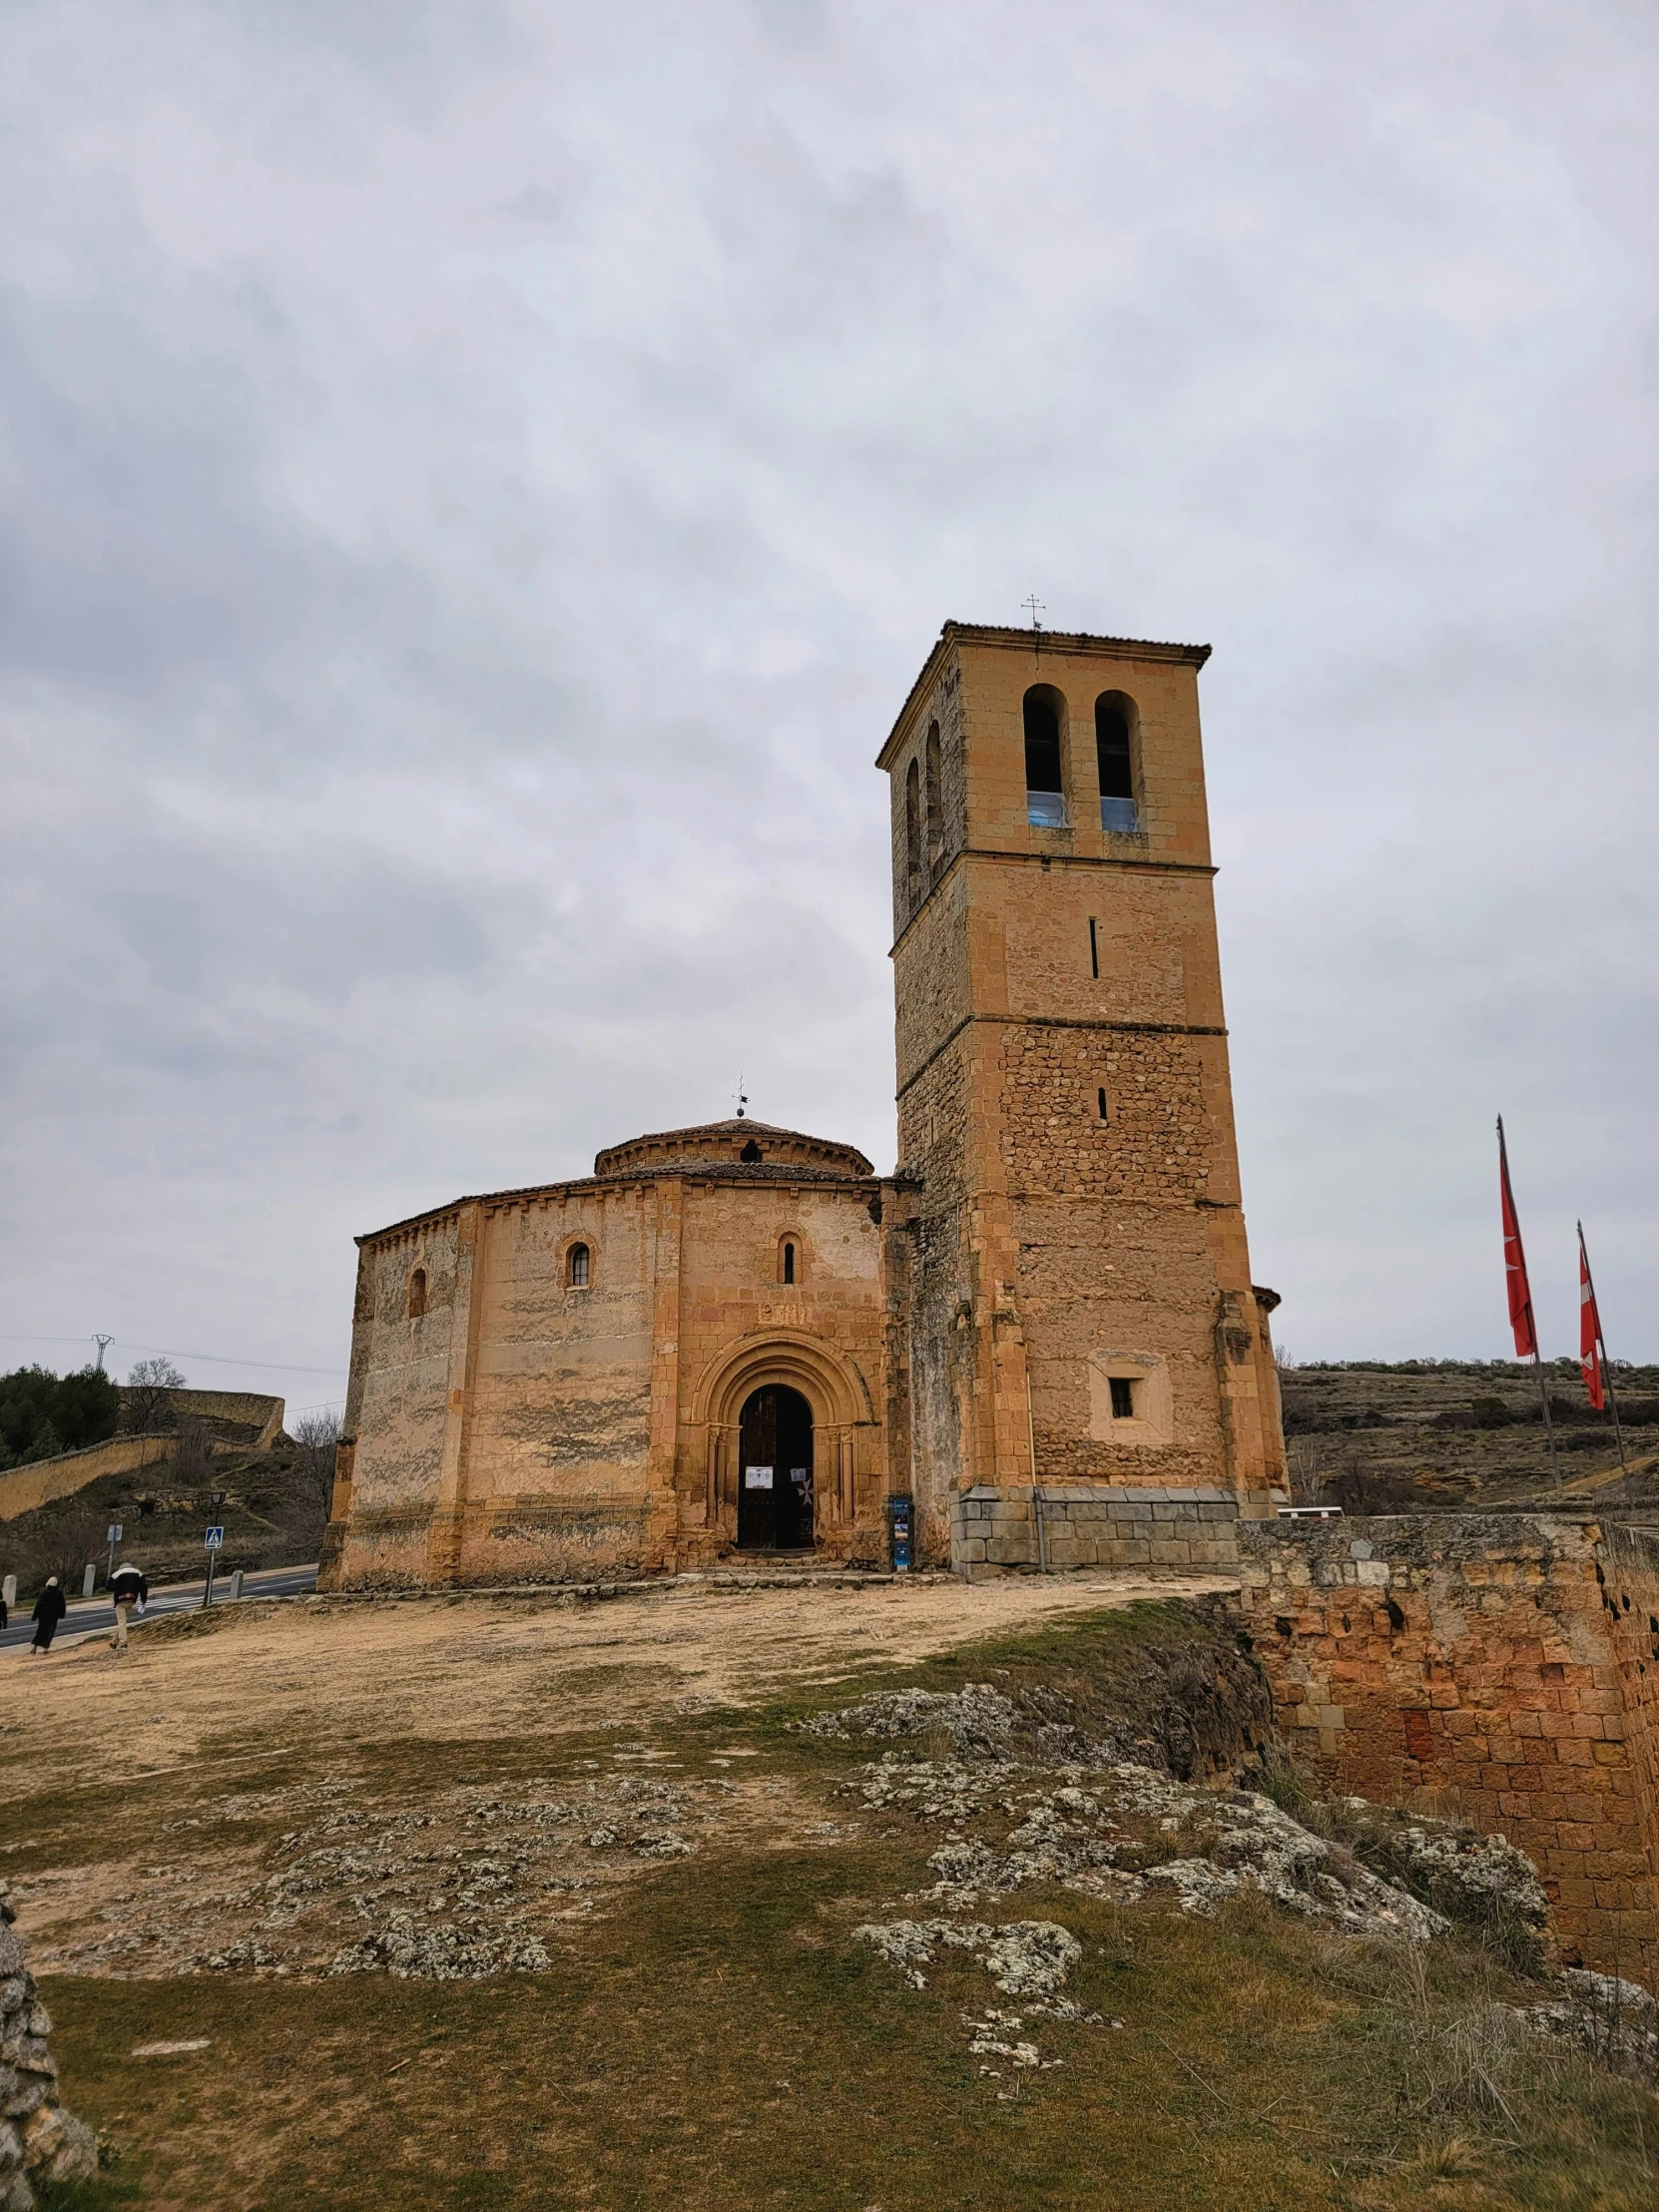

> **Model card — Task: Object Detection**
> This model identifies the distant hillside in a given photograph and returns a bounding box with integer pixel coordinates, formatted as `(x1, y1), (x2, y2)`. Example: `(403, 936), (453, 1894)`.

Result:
(1278, 1358), (1659, 1510)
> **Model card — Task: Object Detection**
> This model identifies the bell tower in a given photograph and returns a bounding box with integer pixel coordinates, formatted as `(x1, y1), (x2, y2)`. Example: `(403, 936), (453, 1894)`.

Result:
(878, 621), (1285, 1569)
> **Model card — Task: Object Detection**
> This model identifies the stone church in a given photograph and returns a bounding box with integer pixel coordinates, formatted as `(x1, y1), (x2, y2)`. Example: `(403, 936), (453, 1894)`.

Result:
(317, 622), (1287, 1590)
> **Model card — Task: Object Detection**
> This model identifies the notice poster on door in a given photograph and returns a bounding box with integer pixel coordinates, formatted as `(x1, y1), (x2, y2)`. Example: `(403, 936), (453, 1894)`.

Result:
(790, 1467), (809, 1485)
(745, 1465), (774, 1489)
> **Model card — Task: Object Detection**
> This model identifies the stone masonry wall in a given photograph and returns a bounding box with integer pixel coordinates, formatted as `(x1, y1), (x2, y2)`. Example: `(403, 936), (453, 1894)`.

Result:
(1236, 1515), (1659, 1972)
(1598, 1524), (1659, 1916)
(882, 625), (1286, 1515)
(951, 1485), (1241, 1578)
(998, 1024), (1211, 1204)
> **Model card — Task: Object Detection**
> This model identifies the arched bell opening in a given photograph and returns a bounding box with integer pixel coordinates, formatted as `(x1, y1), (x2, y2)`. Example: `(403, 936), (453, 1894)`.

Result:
(736, 1383), (815, 1552)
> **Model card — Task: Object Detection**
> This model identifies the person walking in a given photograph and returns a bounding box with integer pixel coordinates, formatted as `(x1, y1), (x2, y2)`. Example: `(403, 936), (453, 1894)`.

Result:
(30, 1577), (67, 1655)
(109, 1561), (149, 1653)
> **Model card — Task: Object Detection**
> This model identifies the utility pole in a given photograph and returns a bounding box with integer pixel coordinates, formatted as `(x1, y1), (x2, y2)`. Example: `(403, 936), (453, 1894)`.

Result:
(93, 1335), (114, 1374)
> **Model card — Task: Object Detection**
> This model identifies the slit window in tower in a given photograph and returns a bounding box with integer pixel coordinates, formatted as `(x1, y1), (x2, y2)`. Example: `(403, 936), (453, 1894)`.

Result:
(1089, 917), (1099, 978)
(924, 722), (943, 867)
(904, 757), (922, 907)
(782, 1240), (796, 1286)
(1098, 1087), (1110, 1122)
(1096, 692), (1138, 833)
(1023, 688), (1066, 827)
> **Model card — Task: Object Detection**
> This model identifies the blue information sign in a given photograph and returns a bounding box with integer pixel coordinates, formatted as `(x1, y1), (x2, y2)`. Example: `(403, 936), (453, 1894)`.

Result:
(205, 1526), (225, 1549)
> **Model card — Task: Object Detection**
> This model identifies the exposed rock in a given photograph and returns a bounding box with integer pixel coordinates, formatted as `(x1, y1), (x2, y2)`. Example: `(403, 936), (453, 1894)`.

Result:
(0, 1890), (97, 2209)
(858, 1754), (1446, 1944)
(328, 1916), (552, 1979)
(803, 1685), (1018, 1755)
(1520, 1968), (1659, 2068)
(852, 1918), (1086, 2002)
(1331, 1801), (1550, 1959)
(1120, 1777), (1447, 1941)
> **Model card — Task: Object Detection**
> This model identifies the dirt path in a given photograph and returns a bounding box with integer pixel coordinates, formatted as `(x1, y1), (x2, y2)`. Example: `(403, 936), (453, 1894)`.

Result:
(3, 1569), (1238, 1790)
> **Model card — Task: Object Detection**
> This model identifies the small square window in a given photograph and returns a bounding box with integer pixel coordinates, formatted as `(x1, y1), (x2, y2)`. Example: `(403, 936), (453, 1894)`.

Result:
(1109, 1376), (1136, 1420)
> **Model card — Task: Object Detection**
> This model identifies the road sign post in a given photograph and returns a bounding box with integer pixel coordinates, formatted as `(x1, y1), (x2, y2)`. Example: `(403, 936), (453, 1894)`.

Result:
(106, 1522), (123, 1586)
(202, 1488), (228, 1608)
(202, 1527), (225, 1607)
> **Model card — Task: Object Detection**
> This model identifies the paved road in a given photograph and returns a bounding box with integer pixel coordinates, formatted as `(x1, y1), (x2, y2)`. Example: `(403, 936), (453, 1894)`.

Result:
(1, 1563), (318, 1654)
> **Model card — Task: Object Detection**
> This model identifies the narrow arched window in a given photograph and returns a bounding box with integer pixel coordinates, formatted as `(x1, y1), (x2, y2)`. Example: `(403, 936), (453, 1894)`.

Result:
(1022, 688), (1066, 827)
(924, 722), (943, 866)
(782, 1239), (796, 1286)
(904, 757), (922, 905)
(568, 1242), (591, 1289)
(407, 1267), (428, 1319)
(1095, 692), (1138, 832)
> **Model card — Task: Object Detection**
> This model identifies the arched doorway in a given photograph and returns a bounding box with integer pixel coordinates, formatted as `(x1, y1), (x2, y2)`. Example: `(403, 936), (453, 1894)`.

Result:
(737, 1384), (814, 1551)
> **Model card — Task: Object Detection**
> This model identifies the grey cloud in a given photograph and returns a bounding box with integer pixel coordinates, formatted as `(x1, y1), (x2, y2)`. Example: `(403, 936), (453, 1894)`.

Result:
(0, 0), (1653, 1393)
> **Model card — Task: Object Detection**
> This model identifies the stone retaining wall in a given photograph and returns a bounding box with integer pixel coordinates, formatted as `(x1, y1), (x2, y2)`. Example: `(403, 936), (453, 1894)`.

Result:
(1234, 1513), (1659, 1973)
(949, 1484), (1241, 1576)
(0, 1432), (174, 1523)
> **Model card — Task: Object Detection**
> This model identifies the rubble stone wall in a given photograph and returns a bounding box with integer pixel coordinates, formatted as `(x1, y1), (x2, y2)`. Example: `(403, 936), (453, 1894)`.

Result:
(1236, 1514), (1659, 1971)
(0, 1891), (96, 2208)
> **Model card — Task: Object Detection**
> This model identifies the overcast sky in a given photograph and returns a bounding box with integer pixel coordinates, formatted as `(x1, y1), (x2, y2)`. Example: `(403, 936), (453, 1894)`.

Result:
(2, 0), (1654, 1410)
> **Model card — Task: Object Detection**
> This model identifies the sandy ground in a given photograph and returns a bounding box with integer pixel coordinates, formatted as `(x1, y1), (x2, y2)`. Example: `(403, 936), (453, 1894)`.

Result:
(2, 1570), (1236, 1982)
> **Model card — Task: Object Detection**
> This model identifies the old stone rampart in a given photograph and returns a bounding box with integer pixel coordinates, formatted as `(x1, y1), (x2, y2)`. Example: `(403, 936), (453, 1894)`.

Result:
(1235, 1513), (1659, 1972)
(159, 1388), (285, 1446)
(0, 1387), (285, 1522)
(0, 1433), (174, 1523)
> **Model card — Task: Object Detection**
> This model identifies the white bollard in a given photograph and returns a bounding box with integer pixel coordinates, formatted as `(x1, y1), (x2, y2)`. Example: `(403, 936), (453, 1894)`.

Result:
(83, 1563), (97, 1597)
(2, 1574), (15, 1611)
(229, 1569), (245, 1601)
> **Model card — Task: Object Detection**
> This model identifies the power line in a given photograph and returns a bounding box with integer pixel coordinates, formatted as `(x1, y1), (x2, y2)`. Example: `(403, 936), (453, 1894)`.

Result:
(0, 1333), (345, 1377)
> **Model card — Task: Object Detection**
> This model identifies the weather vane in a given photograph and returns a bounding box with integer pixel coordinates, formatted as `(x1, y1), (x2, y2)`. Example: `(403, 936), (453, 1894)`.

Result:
(1021, 594), (1045, 630)
(735, 1070), (748, 1121)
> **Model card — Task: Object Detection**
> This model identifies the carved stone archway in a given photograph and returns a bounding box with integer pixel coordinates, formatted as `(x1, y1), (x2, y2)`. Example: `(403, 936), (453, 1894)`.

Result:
(686, 1329), (874, 1546)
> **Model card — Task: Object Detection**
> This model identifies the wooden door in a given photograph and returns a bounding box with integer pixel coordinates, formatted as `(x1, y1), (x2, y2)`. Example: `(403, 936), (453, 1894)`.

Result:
(738, 1386), (814, 1550)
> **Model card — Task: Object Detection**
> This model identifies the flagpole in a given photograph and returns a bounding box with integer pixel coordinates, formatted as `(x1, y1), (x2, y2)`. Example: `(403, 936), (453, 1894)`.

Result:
(1499, 1116), (1563, 1493)
(1578, 1220), (1630, 1491)
(1532, 1340), (1564, 1496)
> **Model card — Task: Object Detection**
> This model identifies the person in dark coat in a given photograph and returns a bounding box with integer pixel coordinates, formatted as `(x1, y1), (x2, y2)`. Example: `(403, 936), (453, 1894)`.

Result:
(109, 1561), (149, 1653)
(30, 1578), (66, 1654)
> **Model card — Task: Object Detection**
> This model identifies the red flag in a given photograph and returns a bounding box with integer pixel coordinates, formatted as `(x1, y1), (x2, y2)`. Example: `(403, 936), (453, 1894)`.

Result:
(1497, 1118), (1537, 1358)
(1579, 1225), (1606, 1410)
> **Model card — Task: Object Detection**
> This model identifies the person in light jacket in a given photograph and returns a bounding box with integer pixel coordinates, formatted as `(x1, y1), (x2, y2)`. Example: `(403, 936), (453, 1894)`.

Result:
(109, 1561), (149, 1653)
(30, 1578), (67, 1654)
